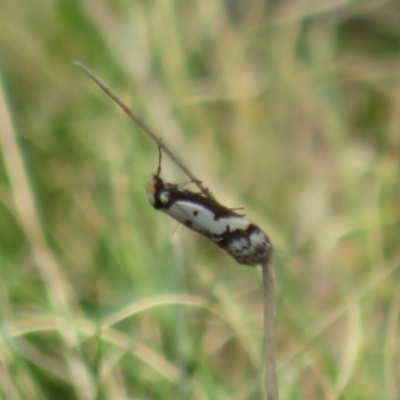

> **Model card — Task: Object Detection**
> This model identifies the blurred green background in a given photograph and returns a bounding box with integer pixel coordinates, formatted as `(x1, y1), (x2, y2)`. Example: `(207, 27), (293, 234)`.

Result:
(0, 0), (399, 399)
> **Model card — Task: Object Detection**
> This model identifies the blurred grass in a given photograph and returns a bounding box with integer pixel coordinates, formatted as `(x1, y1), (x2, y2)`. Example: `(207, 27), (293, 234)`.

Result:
(0, 0), (400, 399)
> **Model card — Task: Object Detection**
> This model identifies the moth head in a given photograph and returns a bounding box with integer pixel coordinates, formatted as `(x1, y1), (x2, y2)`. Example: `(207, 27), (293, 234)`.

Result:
(146, 175), (170, 207)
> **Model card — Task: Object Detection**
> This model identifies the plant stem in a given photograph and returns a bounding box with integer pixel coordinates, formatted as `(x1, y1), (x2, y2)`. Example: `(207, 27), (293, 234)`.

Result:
(75, 62), (215, 200)
(262, 260), (279, 400)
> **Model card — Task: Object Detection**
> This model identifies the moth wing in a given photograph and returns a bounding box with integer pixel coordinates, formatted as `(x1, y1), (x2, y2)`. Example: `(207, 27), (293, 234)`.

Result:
(166, 200), (249, 240)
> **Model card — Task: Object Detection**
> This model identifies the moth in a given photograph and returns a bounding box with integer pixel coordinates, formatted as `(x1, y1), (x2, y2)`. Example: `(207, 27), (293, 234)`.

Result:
(146, 166), (273, 266)
(76, 62), (273, 266)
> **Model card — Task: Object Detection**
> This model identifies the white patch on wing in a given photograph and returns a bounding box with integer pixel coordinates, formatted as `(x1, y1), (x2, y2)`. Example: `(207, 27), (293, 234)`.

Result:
(165, 200), (250, 238)
(250, 230), (269, 246)
(223, 216), (251, 231)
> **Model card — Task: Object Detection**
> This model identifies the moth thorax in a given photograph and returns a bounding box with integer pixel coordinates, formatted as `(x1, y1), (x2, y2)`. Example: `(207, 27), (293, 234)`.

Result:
(159, 191), (169, 205)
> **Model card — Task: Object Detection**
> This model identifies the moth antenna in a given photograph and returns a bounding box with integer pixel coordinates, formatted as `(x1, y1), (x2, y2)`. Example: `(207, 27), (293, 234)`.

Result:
(156, 144), (162, 177)
(75, 61), (215, 201)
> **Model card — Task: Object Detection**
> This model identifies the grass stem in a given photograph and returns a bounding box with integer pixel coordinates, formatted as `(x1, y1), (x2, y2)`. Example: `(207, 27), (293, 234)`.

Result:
(262, 260), (279, 400)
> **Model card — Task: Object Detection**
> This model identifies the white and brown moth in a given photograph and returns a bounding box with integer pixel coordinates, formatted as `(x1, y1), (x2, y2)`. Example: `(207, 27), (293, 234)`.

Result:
(146, 165), (272, 266)
(76, 62), (273, 266)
